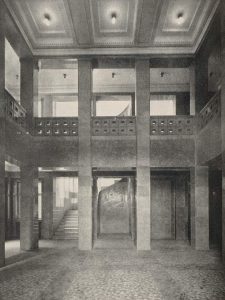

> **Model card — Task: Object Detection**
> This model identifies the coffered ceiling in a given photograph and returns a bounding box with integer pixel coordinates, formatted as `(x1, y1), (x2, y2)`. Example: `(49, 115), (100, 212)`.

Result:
(4, 0), (220, 56)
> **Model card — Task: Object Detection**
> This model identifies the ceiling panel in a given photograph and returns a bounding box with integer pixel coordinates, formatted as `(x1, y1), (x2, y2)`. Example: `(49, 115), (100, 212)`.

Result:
(98, 0), (129, 33)
(6, 0), (74, 48)
(90, 0), (138, 45)
(4, 0), (220, 54)
(153, 0), (219, 46)
(162, 0), (201, 33)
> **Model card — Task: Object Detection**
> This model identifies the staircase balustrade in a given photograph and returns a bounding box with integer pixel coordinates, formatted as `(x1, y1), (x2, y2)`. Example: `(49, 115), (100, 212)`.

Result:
(5, 90), (27, 129)
(198, 92), (220, 131)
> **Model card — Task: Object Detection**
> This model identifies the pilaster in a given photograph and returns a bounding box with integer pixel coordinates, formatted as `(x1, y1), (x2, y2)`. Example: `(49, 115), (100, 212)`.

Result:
(41, 174), (53, 239)
(78, 59), (93, 250)
(0, 2), (6, 267)
(190, 166), (209, 250)
(135, 59), (151, 250)
(220, 1), (225, 261)
(20, 163), (39, 250)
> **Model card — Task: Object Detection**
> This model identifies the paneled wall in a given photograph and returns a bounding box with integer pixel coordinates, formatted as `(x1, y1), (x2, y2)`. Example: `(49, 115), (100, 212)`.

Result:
(151, 173), (189, 241)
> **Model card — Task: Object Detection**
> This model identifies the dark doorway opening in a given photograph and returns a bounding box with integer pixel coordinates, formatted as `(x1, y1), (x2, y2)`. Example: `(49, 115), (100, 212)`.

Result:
(92, 170), (136, 248)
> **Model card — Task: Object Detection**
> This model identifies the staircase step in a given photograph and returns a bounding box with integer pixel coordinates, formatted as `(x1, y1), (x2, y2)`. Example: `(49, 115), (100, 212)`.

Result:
(53, 209), (79, 240)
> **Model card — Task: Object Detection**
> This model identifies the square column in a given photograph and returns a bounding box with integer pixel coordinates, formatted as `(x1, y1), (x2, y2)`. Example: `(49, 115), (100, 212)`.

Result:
(78, 59), (93, 250)
(0, 5), (5, 266)
(41, 174), (53, 239)
(20, 164), (39, 250)
(190, 166), (209, 250)
(175, 176), (188, 240)
(221, 1), (225, 261)
(135, 59), (151, 251)
(20, 58), (38, 128)
(189, 61), (196, 116)
(92, 177), (98, 241)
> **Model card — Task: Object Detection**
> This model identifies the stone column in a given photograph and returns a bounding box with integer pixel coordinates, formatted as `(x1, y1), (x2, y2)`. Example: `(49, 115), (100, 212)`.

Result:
(135, 59), (151, 250)
(20, 163), (39, 250)
(221, 0), (225, 261)
(20, 58), (39, 129)
(190, 166), (209, 250)
(41, 174), (53, 239)
(189, 61), (196, 116)
(176, 176), (188, 240)
(92, 177), (98, 241)
(78, 59), (93, 250)
(0, 3), (5, 267)
(196, 54), (208, 114)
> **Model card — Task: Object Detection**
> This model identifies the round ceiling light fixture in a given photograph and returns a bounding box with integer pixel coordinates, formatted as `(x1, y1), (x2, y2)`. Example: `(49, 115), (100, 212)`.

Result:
(43, 13), (51, 26)
(111, 13), (117, 25)
(176, 12), (184, 25)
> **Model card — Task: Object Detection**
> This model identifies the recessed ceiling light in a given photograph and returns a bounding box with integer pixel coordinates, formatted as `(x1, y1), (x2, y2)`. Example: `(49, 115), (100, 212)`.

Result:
(111, 13), (117, 25)
(176, 12), (184, 25)
(43, 13), (51, 26)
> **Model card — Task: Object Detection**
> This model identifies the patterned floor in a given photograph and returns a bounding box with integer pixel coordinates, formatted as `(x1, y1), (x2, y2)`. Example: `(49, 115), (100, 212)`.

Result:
(1, 238), (225, 300)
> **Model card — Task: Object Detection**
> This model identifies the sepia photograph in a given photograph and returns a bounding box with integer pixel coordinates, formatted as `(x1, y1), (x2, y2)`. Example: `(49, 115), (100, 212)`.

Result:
(0, 0), (225, 299)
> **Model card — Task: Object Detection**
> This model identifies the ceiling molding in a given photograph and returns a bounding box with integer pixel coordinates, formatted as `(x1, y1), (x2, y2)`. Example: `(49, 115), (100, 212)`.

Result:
(193, 0), (220, 53)
(3, 0), (33, 53)
(32, 46), (194, 56)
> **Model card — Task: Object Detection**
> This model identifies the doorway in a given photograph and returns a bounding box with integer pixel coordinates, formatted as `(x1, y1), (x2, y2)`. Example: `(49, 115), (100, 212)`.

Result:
(93, 175), (136, 248)
(151, 176), (175, 240)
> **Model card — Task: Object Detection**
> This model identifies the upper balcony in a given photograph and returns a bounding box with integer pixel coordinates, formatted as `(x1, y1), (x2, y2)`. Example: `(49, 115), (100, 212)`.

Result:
(7, 90), (221, 140)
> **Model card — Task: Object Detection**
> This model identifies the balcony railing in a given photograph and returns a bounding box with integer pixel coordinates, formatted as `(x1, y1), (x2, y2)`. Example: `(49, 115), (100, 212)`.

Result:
(33, 117), (78, 136)
(5, 90), (27, 129)
(150, 116), (195, 135)
(33, 116), (195, 137)
(92, 116), (136, 136)
(198, 92), (220, 131)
